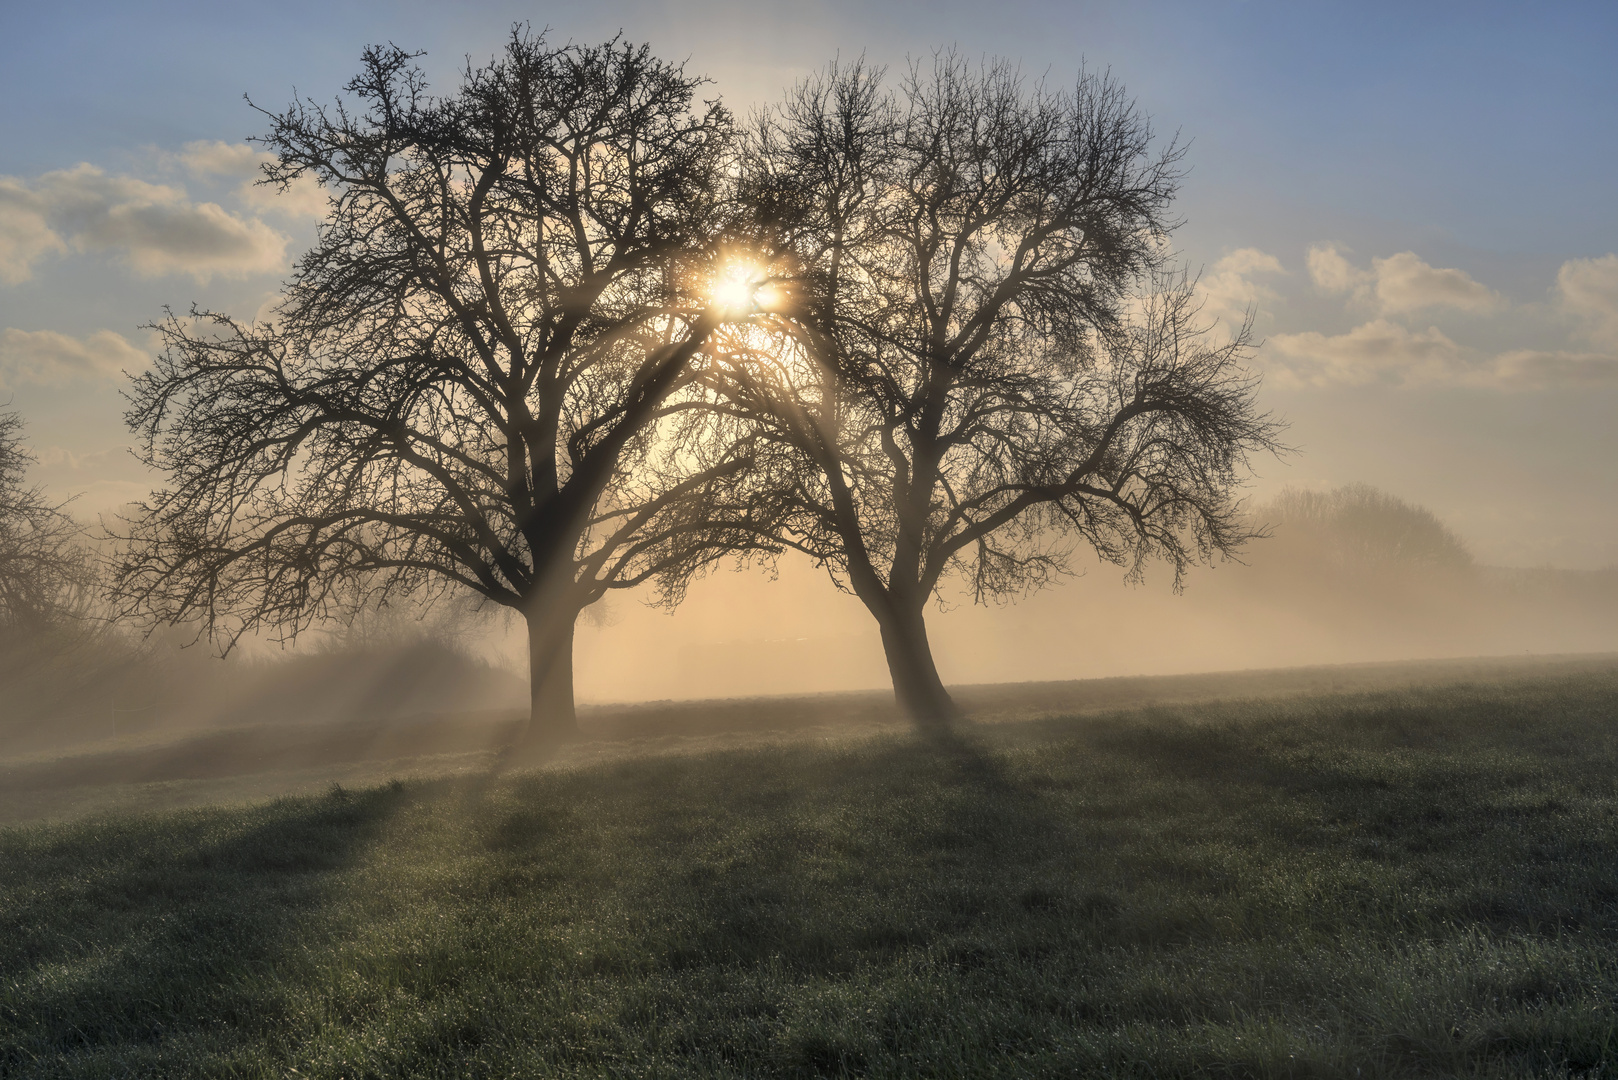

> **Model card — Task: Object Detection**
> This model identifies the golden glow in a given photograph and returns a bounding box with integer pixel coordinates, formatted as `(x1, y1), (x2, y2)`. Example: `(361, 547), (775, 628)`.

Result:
(710, 261), (766, 318)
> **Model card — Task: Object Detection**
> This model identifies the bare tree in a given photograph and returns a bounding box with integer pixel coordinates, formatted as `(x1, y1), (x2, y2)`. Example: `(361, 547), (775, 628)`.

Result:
(0, 407), (90, 632)
(112, 32), (763, 744)
(0, 408), (121, 730)
(1263, 484), (1473, 574)
(718, 56), (1283, 725)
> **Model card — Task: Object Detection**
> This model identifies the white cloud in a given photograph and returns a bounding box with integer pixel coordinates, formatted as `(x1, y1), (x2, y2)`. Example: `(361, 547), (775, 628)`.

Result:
(1490, 349), (1618, 387)
(0, 327), (148, 387)
(94, 196), (287, 279)
(0, 177), (66, 284)
(177, 139), (265, 180)
(1214, 248), (1285, 279)
(175, 140), (327, 221)
(1267, 319), (1618, 390)
(1266, 319), (1469, 386)
(1232, 244), (1618, 392)
(238, 173), (328, 220)
(1305, 244), (1501, 315)
(1306, 244), (1370, 296)
(1199, 248), (1286, 332)
(1371, 251), (1501, 315)
(46, 163), (289, 280)
(1555, 254), (1618, 350)
(0, 161), (291, 284)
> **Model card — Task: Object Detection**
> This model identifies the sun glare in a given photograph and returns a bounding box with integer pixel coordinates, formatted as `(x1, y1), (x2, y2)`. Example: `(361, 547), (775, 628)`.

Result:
(710, 262), (765, 318)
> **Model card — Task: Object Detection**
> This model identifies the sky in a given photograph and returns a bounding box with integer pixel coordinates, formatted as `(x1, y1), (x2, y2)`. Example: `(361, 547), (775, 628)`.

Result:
(2, 0), (1616, 580)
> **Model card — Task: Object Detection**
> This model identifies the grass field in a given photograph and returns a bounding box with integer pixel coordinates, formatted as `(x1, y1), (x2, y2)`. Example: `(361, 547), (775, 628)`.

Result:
(3, 658), (1617, 1077)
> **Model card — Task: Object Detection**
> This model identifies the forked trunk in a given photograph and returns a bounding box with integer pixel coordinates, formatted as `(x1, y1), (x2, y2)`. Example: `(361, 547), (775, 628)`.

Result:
(523, 608), (579, 748)
(876, 601), (959, 728)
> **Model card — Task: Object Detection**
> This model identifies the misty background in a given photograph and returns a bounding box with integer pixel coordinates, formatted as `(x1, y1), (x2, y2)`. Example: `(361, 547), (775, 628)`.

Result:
(7, 483), (1615, 757)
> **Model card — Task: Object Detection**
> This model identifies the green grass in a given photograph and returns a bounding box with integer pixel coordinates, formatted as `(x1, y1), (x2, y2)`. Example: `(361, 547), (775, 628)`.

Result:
(4, 668), (1618, 1077)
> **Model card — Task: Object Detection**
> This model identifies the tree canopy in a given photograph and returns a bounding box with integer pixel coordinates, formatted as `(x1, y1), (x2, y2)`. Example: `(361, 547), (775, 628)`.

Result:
(113, 38), (1282, 737)
(711, 57), (1282, 722)
(1264, 484), (1472, 573)
(113, 32), (767, 742)
(0, 408), (89, 632)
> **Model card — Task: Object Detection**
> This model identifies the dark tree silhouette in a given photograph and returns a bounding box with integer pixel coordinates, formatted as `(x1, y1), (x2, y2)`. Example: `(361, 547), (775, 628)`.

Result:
(112, 32), (760, 744)
(0, 408), (118, 730)
(1263, 484), (1472, 573)
(0, 408), (90, 631)
(717, 57), (1283, 725)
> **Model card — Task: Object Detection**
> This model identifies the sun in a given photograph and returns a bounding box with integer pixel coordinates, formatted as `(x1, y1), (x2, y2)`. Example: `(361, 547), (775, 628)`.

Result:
(710, 261), (765, 318)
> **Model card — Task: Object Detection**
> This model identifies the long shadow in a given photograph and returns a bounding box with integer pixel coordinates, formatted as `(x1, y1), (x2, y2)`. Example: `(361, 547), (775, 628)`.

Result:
(463, 723), (1166, 1076)
(498, 673), (1618, 970)
(9, 680), (1603, 1076)
(486, 718), (1069, 972)
(0, 713), (525, 791)
(0, 781), (408, 1075)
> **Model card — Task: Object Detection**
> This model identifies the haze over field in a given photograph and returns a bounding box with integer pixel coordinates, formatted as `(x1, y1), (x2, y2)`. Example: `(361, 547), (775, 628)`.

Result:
(7, 486), (1616, 749)
(571, 550), (1618, 704)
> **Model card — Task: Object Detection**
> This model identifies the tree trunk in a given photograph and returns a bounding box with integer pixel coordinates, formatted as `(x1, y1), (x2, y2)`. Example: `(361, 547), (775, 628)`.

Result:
(523, 607), (579, 748)
(875, 601), (959, 728)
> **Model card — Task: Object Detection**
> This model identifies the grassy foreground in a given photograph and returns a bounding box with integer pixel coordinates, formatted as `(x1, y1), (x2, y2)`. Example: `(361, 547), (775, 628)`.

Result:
(3, 668), (1617, 1078)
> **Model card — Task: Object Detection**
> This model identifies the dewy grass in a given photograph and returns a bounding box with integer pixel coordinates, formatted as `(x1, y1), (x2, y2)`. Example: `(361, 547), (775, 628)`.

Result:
(3, 668), (1617, 1078)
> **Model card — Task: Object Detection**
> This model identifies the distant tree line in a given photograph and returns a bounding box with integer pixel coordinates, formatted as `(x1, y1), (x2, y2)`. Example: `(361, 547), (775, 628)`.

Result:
(0, 407), (142, 734)
(1261, 484), (1472, 574)
(95, 29), (1282, 747)
(0, 408), (91, 631)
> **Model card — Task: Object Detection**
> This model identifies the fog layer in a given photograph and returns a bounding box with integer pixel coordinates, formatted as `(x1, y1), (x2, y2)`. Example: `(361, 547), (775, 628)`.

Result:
(4, 485), (1615, 756)
(571, 486), (1618, 701)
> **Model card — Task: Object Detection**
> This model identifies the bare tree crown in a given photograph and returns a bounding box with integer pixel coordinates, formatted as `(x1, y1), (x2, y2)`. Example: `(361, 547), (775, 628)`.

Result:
(114, 31), (756, 654)
(724, 57), (1277, 609)
(109, 39), (1282, 731)
(0, 409), (91, 631)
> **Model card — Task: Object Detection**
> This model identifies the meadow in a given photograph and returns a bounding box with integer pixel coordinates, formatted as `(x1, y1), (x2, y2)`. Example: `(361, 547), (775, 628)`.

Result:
(3, 656), (1617, 1078)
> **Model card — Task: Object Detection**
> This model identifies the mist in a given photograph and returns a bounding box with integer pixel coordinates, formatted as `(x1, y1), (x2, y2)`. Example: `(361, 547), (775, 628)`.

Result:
(562, 484), (1616, 702)
(0, 599), (526, 758)
(9, 482), (1611, 765)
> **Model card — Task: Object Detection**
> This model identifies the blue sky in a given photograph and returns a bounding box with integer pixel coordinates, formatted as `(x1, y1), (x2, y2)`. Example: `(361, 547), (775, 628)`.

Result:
(2, 0), (1616, 567)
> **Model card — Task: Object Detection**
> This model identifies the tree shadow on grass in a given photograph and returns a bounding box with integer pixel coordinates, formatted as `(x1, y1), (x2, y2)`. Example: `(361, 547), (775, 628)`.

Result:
(468, 696), (1618, 1076)
(485, 721), (1083, 975)
(468, 728), (1086, 1073)
(0, 781), (408, 1076)
(10, 682), (1611, 1078)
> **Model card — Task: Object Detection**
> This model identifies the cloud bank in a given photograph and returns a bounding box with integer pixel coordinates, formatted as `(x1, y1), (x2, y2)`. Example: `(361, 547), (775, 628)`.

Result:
(1252, 245), (1618, 388)
(0, 327), (148, 388)
(1268, 319), (1469, 387)
(1557, 254), (1618, 350)
(0, 178), (67, 285)
(0, 157), (299, 284)
(1307, 245), (1502, 315)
